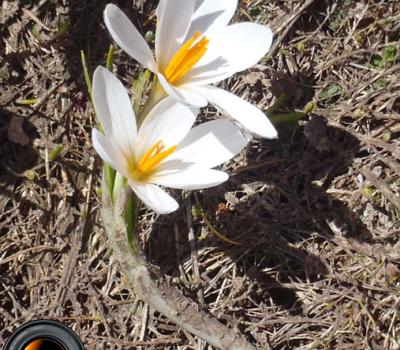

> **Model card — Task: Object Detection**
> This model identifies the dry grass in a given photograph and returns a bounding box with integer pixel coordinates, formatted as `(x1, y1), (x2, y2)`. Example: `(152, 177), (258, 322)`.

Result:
(1, 0), (399, 349)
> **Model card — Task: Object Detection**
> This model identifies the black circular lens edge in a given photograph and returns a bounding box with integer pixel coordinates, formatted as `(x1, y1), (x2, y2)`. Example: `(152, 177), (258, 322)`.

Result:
(3, 320), (84, 350)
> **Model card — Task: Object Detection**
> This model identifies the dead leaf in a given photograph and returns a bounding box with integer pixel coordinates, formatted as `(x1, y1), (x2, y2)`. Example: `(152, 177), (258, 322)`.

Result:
(7, 115), (29, 146)
(386, 263), (400, 282)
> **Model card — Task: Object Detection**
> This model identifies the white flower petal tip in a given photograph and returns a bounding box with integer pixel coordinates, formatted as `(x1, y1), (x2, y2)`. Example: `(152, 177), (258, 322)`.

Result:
(92, 66), (137, 152)
(187, 0), (238, 38)
(153, 168), (229, 190)
(130, 181), (179, 214)
(195, 86), (278, 139)
(104, 4), (156, 72)
(201, 23), (274, 79)
(264, 121), (278, 139)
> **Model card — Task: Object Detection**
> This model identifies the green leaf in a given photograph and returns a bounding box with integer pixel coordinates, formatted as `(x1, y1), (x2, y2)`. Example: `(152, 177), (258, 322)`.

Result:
(249, 6), (261, 16)
(80, 50), (92, 102)
(319, 83), (343, 107)
(103, 163), (116, 197)
(17, 98), (38, 105)
(372, 55), (384, 68)
(266, 94), (288, 114)
(373, 79), (387, 90)
(372, 46), (397, 69)
(269, 111), (305, 124)
(382, 45), (397, 63)
(327, 84), (341, 97)
(48, 144), (63, 161)
(304, 101), (316, 114)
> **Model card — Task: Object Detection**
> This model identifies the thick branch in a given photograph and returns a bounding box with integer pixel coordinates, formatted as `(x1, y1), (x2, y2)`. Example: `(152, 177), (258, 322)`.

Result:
(101, 178), (256, 350)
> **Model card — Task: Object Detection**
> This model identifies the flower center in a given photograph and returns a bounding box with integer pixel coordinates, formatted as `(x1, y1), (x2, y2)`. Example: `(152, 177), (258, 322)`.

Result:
(132, 140), (176, 181)
(164, 31), (209, 85)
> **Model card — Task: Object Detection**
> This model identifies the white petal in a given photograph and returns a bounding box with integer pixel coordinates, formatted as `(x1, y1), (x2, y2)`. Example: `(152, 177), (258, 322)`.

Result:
(185, 0), (238, 40)
(179, 57), (230, 86)
(196, 85), (277, 138)
(209, 23), (272, 74)
(169, 119), (248, 168)
(129, 180), (179, 214)
(194, 0), (203, 12)
(104, 4), (156, 72)
(92, 129), (130, 178)
(92, 67), (137, 154)
(158, 73), (208, 107)
(135, 96), (198, 161)
(153, 168), (228, 190)
(155, 0), (196, 71)
(183, 23), (273, 86)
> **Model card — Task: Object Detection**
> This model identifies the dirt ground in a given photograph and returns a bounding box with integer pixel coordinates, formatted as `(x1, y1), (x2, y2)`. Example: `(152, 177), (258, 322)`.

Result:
(1, 0), (399, 349)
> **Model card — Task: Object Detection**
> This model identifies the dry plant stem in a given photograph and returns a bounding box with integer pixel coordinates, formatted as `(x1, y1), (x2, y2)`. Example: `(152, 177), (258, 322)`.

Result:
(101, 176), (256, 350)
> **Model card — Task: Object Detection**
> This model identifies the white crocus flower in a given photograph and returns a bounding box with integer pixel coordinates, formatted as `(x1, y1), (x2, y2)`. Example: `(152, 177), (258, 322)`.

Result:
(104, 0), (277, 139)
(92, 67), (247, 214)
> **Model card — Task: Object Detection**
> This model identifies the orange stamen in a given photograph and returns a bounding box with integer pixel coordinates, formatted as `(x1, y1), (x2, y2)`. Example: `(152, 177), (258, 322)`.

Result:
(132, 141), (176, 181)
(164, 31), (209, 85)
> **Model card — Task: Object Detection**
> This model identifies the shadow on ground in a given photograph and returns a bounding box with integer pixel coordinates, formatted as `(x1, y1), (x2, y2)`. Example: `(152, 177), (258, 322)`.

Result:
(146, 89), (371, 317)
(0, 109), (43, 223)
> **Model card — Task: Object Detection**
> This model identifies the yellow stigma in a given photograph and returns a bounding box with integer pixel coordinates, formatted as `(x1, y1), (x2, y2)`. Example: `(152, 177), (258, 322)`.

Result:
(164, 31), (209, 85)
(132, 141), (176, 181)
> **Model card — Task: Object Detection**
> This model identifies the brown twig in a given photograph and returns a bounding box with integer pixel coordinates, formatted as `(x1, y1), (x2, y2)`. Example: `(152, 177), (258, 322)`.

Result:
(101, 176), (256, 350)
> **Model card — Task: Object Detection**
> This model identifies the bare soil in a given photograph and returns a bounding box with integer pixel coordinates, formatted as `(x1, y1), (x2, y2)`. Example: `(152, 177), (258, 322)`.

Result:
(1, 0), (399, 349)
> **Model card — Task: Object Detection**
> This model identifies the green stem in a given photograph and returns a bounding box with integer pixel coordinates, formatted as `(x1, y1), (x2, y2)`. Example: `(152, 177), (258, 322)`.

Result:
(266, 93), (287, 114)
(111, 172), (138, 252)
(125, 192), (138, 253)
(106, 45), (114, 70)
(269, 111), (305, 123)
(112, 172), (125, 203)
(103, 163), (116, 199)
(80, 50), (93, 103)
